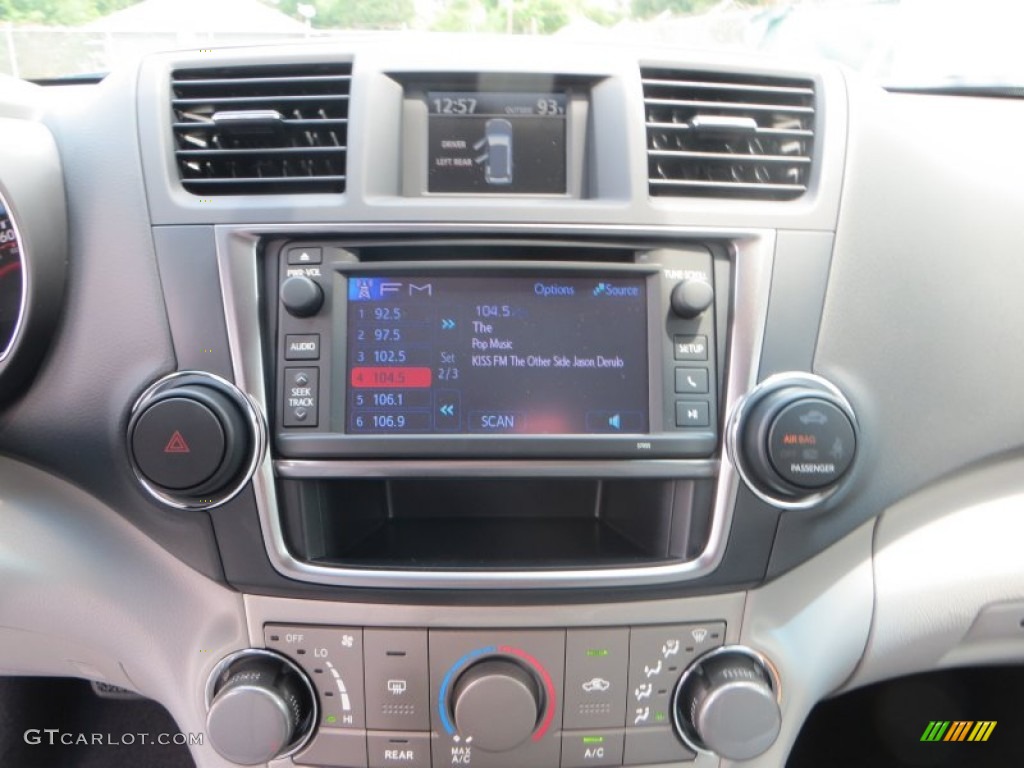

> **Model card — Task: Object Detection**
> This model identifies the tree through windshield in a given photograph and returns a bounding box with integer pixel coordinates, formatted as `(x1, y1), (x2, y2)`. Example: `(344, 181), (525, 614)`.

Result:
(1, 0), (1021, 87)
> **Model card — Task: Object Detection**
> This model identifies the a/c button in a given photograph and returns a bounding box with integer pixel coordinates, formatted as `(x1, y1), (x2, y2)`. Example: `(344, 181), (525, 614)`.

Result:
(562, 730), (625, 768)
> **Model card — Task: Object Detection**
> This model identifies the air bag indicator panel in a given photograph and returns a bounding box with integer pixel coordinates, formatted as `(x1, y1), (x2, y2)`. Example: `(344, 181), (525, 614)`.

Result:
(345, 275), (649, 435)
(427, 91), (567, 194)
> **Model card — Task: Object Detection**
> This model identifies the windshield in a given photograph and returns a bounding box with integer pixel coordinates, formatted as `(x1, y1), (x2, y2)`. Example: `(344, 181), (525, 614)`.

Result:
(1, 0), (1021, 88)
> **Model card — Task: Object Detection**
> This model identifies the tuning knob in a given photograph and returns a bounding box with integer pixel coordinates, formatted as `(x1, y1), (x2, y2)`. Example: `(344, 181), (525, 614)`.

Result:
(729, 373), (857, 508)
(281, 275), (324, 317)
(670, 278), (714, 318)
(206, 649), (317, 766)
(127, 372), (264, 509)
(673, 646), (781, 761)
(449, 658), (543, 752)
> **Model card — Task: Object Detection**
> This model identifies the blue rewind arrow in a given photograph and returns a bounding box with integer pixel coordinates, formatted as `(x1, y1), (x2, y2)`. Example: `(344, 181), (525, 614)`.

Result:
(439, 404), (455, 417)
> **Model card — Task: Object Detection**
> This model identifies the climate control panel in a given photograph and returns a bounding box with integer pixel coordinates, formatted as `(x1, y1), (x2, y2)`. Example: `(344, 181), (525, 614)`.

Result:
(263, 622), (726, 768)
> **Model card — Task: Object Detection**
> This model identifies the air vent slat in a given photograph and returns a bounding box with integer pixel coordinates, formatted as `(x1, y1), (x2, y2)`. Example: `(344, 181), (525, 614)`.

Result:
(171, 62), (351, 196)
(173, 118), (349, 130)
(642, 68), (815, 201)
(171, 75), (351, 88)
(644, 98), (813, 114)
(177, 147), (347, 158)
(645, 122), (813, 139)
(173, 94), (350, 107)
(641, 78), (813, 96)
(649, 149), (811, 164)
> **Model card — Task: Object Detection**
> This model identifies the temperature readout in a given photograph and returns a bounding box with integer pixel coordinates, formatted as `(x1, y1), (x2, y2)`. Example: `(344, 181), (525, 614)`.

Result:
(345, 275), (649, 435)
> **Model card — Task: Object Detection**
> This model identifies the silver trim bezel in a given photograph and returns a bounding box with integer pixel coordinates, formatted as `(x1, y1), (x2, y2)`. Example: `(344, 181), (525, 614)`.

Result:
(725, 371), (857, 510)
(0, 187), (28, 363)
(214, 223), (775, 589)
(127, 370), (268, 510)
(205, 648), (319, 761)
(671, 643), (782, 756)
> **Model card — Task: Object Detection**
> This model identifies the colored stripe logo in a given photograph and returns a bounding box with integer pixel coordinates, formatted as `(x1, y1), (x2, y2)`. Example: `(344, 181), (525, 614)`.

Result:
(921, 721), (996, 742)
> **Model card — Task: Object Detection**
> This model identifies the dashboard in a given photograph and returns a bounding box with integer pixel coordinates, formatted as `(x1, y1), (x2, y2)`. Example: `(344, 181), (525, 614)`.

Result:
(2, 33), (1024, 768)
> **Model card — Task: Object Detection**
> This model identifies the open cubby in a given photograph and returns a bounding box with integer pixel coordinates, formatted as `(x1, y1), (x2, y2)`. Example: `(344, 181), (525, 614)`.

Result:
(278, 476), (713, 570)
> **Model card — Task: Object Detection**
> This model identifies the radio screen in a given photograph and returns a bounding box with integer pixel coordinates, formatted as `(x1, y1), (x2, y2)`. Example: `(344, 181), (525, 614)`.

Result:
(345, 275), (649, 435)
(427, 91), (567, 194)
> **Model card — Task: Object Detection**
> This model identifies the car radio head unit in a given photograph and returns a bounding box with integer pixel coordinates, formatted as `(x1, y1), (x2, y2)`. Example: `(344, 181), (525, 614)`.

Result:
(272, 242), (720, 459)
(345, 273), (649, 436)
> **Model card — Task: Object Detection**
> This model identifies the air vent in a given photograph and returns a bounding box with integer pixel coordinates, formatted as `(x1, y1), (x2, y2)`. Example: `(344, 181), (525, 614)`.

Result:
(171, 63), (351, 195)
(642, 69), (815, 200)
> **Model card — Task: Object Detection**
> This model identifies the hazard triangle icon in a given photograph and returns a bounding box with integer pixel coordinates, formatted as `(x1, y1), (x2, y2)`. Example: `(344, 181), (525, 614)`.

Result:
(164, 430), (191, 454)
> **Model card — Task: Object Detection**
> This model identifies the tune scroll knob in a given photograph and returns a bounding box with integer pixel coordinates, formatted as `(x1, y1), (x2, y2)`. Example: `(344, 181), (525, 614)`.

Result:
(673, 646), (781, 761)
(670, 278), (715, 318)
(281, 275), (324, 317)
(449, 658), (543, 752)
(206, 649), (317, 766)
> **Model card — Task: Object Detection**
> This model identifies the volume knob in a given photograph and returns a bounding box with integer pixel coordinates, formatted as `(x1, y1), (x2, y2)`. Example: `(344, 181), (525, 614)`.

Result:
(281, 275), (324, 317)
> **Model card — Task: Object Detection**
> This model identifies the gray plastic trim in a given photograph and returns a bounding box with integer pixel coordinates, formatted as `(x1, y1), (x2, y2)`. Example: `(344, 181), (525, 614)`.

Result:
(276, 458), (718, 479)
(215, 223), (775, 589)
(127, 370), (268, 510)
(729, 519), (874, 768)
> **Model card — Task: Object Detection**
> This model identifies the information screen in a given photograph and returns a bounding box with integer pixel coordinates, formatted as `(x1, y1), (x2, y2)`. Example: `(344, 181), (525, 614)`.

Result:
(346, 275), (649, 435)
(427, 91), (567, 194)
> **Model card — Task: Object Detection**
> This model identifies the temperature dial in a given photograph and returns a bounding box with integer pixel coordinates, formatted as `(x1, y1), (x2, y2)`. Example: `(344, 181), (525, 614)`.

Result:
(449, 658), (543, 752)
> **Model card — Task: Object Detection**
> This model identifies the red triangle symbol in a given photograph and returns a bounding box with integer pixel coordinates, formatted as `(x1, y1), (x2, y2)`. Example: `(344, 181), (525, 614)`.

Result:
(164, 430), (191, 454)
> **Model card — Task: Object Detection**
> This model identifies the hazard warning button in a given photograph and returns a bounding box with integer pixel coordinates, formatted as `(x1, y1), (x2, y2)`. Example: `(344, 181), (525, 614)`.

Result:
(131, 397), (226, 491)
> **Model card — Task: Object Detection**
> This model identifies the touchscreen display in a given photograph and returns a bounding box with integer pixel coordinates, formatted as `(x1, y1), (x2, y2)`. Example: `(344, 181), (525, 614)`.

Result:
(427, 91), (567, 194)
(346, 275), (649, 435)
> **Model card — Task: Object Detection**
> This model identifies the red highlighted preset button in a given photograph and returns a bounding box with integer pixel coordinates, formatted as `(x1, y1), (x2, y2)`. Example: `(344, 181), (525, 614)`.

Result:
(351, 367), (432, 389)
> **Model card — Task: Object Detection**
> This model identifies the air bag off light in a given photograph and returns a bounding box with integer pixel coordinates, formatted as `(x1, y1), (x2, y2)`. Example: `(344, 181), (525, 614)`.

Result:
(350, 366), (432, 389)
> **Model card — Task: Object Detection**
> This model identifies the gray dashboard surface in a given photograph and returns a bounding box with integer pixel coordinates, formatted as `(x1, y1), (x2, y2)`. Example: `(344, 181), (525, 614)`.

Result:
(768, 83), (1024, 577)
(0, 72), (225, 581)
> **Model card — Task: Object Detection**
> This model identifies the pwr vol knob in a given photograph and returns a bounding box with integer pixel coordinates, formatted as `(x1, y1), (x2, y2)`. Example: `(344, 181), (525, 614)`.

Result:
(728, 373), (857, 508)
(127, 372), (265, 510)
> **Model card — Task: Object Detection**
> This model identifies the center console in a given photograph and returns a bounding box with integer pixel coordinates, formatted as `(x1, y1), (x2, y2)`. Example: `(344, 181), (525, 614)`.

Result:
(116, 46), (860, 768)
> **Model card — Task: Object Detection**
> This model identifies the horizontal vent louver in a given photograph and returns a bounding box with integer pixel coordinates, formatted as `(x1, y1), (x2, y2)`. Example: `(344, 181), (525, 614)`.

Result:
(642, 69), (815, 200)
(171, 63), (351, 195)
